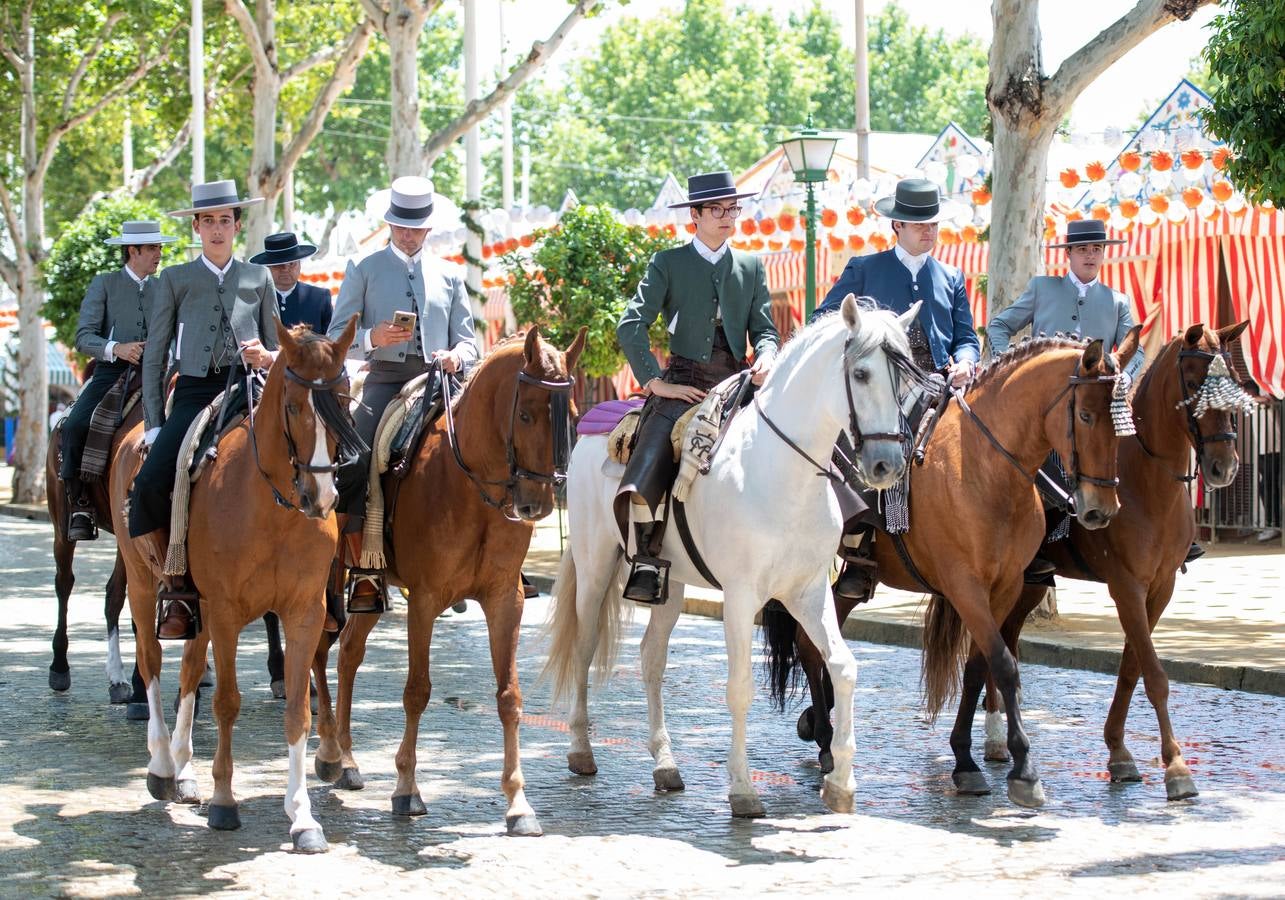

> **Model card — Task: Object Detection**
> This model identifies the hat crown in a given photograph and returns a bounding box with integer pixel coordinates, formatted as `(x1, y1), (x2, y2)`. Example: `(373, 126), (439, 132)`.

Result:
(1064, 219), (1108, 241)
(892, 179), (942, 212)
(121, 220), (160, 235)
(389, 176), (434, 205)
(190, 179), (243, 207)
(686, 171), (737, 202)
(263, 232), (299, 252)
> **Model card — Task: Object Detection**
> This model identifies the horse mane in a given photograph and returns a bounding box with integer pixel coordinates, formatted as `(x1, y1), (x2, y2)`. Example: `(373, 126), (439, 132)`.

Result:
(769, 299), (912, 390)
(972, 333), (1108, 392)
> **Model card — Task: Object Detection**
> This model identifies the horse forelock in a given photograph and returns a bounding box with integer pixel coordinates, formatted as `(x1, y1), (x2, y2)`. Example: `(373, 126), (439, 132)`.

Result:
(281, 323), (344, 379)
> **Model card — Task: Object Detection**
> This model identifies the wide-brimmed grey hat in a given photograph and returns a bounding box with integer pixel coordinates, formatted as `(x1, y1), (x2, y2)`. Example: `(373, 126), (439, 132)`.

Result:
(1046, 219), (1127, 249)
(248, 231), (318, 266)
(667, 171), (758, 209)
(168, 179), (264, 218)
(383, 176), (437, 229)
(873, 178), (966, 224)
(103, 221), (178, 246)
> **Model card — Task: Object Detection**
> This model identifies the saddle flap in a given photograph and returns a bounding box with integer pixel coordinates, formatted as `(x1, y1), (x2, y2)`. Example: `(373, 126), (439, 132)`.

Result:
(671, 373), (745, 502)
(605, 409), (643, 465)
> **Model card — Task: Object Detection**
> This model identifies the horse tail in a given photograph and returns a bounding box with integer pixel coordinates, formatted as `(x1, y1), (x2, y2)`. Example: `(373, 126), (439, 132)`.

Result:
(761, 602), (802, 713)
(920, 593), (966, 723)
(543, 545), (628, 705)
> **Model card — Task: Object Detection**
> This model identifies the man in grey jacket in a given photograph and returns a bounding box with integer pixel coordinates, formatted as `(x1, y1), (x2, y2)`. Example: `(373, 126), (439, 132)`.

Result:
(60, 221), (176, 540)
(129, 180), (278, 639)
(328, 176), (479, 613)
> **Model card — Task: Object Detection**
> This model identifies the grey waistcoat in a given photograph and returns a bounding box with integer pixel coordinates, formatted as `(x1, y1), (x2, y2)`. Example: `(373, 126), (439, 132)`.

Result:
(74, 268), (153, 360)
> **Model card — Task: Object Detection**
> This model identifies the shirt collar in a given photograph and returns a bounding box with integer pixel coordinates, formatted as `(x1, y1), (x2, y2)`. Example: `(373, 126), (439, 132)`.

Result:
(275, 284), (296, 301)
(691, 237), (729, 265)
(894, 242), (931, 276)
(123, 265), (146, 286)
(389, 243), (421, 269)
(1067, 270), (1099, 296)
(201, 254), (235, 283)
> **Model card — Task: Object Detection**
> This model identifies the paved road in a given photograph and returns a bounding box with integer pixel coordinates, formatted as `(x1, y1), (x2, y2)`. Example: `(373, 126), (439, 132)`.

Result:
(1, 519), (1283, 898)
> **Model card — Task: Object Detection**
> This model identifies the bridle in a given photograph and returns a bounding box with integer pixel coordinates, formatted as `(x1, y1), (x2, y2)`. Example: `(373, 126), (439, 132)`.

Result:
(1135, 345), (1242, 484)
(437, 356), (575, 521)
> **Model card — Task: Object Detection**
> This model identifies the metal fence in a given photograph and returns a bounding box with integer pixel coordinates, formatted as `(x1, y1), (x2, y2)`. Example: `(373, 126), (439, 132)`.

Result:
(1195, 398), (1284, 545)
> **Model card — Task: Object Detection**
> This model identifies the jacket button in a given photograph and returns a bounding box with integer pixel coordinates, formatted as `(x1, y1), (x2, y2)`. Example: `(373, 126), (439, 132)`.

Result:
(1078, 299), (1084, 306)
(1071, 315), (1078, 322)
(406, 291), (413, 297)
(218, 287), (224, 294)
(209, 325), (215, 331)
(203, 345), (211, 352)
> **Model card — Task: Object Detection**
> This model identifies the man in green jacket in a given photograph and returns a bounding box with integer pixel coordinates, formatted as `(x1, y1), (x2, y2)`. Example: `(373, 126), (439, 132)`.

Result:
(616, 171), (780, 605)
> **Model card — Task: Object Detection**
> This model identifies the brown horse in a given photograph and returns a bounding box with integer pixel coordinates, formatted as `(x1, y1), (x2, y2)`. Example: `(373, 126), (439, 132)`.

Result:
(976, 322), (1252, 802)
(313, 326), (585, 836)
(767, 331), (1140, 808)
(45, 382), (141, 702)
(109, 318), (360, 853)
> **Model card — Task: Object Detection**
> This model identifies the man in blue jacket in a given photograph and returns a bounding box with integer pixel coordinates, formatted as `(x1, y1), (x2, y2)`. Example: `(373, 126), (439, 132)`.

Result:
(812, 178), (980, 601)
(250, 231), (333, 334)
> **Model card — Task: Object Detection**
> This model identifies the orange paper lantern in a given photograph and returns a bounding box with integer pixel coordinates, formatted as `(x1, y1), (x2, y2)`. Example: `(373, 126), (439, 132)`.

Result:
(789, 238), (805, 252)
(1085, 161), (1107, 182)
(684, 222), (697, 235)
(869, 234), (889, 252)
(846, 206), (865, 225)
(820, 208), (839, 228)
(505, 237), (519, 253)
(481, 244), (493, 259)
(847, 234), (865, 252)
(740, 218), (757, 235)
(971, 187), (991, 206)
(1150, 150), (1173, 171)
(1149, 194), (1169, 214)
(1119, 199), (1141, 219)
(778, 213), (796, 232)
(828, 234), (845, 252)
(1182, 187), (1203, 209)
(750, 237), (765, 250)
(1091, 204), (1111, 222)
(1064, 210), (1083, 222)
(1212, 180), (1234, 202)
(520, 233), (534, 247)
(1212, 147), (1231, 171)
(961, 224), (979, 243)
(1059, 168), (1081, 189)
(759, 218), (777, 236)
(937, 227), (958, 245)
(1120, 151), (1143, 172)
(767, 239), (784, 251)
(1181, 149), (1205, 170)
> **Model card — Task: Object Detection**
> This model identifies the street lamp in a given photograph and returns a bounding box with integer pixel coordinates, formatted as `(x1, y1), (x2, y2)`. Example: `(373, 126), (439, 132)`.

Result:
(779, 117), (841, 320)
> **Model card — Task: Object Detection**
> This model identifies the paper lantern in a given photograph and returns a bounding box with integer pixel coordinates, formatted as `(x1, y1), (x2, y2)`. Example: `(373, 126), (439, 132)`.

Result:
(1059, 168), (1081, 189)
(1119, 199), (1141, 219)
(938, 226), (958, 245)
(750, 237), (765, 251)
(971, 187), (991, 206)
(1181, 149), (1205, 170)
(1166, 203), (1189, 224)
(820, 208), (838, 228)
(847, 234), (865, 252)
(1084, 161), (1107, 182)
(1212, 180), (1234, 202)
(869, 234), (889, 252)
(1199, 198), (1218, 220)
(789, 237), (805, 252)
(1120, 151), (1143, 172)
(520, 233), (534, 248)
(778, 213), (796, 232)
(1064, 210), (1083, 222)
(847, 206), (865, 226)
(504, 237), (519, 253)
(663, 223), (678, 238)
(1182, 187), (1203, 209)
(1148, 194), (1169, 214)
(482, 244), (494, 259)
(1138, 207), (1160, 228)
(1091, 204), (1111, 222)
(1212, 147), (1231, 171)
(960, 224), (979, 243)
(740, 218), (758, 235)
(828, 234), (845, 252)
(1150, 150), (1173, 172)
(1043, 224), (1057, 240)
(684, 222), (697, 235)
(767, 239), (784, 252)
(759, 218), (777, 235)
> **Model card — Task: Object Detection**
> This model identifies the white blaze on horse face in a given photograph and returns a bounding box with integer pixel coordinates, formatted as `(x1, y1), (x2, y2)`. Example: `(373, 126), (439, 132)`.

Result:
(285, 735), (322, 834)
(307, 393), (338, 513)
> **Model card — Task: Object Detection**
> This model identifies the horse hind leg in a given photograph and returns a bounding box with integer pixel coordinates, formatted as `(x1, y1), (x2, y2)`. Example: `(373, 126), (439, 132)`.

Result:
(951, 650), (992, 796)
(106, 552), (132, 703)
(49, 535), (75, 693)
(560, 545), (623, 778)
(640, 581), (685, 792)
(312, 626), (341, 783)
(264, 612), (286, 700)
(391, 597), (434, 819)
(330, 610), (380, 790)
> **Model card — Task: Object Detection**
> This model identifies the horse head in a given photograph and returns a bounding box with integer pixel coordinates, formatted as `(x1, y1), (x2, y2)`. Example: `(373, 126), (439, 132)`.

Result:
(1171, 321), (1254, 488)
(270, 315), (361, 518)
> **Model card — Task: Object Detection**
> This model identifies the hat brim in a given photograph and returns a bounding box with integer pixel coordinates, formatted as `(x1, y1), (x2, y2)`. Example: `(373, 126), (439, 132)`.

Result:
(668, 189), (758, 209)
(247, 244), (318, 266)
(167, 196), (265, 218)
(1046, 237), (1128, 249)
(873, 195), (969, 223)
(383, 210), (434, 229)
(103, 234), (179, 245)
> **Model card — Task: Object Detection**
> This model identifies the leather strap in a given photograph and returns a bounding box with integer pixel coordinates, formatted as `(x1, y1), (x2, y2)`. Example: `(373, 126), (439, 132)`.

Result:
(889, 531), (940, 596)
(673, 498), (722, 589)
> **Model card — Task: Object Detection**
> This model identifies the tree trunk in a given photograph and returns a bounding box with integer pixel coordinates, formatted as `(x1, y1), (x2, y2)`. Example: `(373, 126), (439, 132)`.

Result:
(986, 118), (1056, 325)
(386, 16), (426, 176)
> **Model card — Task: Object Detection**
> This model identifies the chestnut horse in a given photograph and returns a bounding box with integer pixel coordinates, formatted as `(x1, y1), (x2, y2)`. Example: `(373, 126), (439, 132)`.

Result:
(109, 318), (361, 853)
(313, 326), (585, 837)
(45, 386), (141, 703)
(975, 322), (1252, 802)
(767, 332), (1140, 808)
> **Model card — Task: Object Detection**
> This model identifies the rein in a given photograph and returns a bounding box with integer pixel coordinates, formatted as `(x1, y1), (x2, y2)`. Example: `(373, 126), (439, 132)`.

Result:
(437, 356), (575, 521)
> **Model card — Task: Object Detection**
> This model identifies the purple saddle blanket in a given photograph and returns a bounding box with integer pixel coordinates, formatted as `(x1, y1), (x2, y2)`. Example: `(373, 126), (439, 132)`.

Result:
(577, 398), (645, 436)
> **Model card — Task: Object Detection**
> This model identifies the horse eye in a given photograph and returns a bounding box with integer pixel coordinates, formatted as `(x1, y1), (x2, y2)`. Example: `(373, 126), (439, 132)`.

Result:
(286, 403), (300, 415)
(1185, 380), (1199, 390)
(1078, 410), (1092, 424)
(518, 409), (533, 425)
(851, 368), (870, 384)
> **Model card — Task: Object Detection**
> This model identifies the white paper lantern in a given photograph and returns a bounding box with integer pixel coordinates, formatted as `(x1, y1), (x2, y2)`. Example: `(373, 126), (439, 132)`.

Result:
(1109, 212), (1130, 232)
(924, 161), (949, 185)
(1091, 180), (1113, 203)
(1117, 172), (1144, 197)
(1225, 193), (1247, 214)
(1166, 203), (1189, 224)
(955, 154), (980, 179)
(1138, 207), (1160, 227)
(1197, 197), (1217, 219)
(851, 178), (874, 202)
(763, 196), (784, 217)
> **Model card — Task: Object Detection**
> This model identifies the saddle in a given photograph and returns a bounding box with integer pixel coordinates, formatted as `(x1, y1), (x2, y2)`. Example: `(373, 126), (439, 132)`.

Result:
(79, 367), (142, 483)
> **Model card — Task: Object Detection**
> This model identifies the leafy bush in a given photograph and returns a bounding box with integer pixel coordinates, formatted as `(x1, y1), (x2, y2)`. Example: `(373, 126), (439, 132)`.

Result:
(43, 196), (188, 351)
(500, 205), (677, 378)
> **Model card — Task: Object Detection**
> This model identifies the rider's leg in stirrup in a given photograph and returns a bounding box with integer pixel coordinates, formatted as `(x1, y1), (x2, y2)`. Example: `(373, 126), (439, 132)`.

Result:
(623, 496), (667, 605)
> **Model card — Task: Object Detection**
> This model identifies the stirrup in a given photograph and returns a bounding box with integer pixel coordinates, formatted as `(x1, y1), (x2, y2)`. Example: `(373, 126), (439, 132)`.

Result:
(67, 508), (99, 542)
(156, 585), (202, 641)
(624, 555), (670, 605)
(345, 568), (389, 614)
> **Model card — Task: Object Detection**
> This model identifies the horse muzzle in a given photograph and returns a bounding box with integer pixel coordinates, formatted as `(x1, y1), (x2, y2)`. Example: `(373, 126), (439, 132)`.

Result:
(1074, 485), (1119, 530)
(1200, 449), (1239, 489)
(858, 443), (906, 491)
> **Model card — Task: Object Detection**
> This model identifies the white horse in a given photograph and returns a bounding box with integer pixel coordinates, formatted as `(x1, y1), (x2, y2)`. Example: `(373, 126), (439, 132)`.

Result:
(544, 295), (917, 818)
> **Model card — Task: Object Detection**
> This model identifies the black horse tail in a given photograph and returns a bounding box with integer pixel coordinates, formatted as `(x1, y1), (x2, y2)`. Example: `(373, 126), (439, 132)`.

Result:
(761, 601), (802, 712)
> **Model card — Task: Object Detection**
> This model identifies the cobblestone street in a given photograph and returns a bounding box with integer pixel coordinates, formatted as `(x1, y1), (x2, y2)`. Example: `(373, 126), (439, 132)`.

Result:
(1, 518), (1283, 898)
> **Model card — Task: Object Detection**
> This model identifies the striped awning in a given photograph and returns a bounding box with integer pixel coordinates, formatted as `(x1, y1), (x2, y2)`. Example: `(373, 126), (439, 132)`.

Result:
(47, 340), (77, 386)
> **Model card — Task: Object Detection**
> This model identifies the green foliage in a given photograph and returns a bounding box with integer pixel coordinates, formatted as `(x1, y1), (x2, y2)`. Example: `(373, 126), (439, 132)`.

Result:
(500, 205), (676, 378)
(1202, 0), (1285, 204)
(42, 195), (186, 350)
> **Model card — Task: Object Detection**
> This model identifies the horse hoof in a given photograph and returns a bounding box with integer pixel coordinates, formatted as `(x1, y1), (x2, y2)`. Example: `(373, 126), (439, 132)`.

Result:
(953, 770), (991, 796)
(1166, 774), (1199, 801)
(270, 679), (287, 700)
(126, 702), (150, 721)
(506, 813), (543, 837)
(391, 794), (427, 817)
(314, 757), (343, 783)
(198, 668), (214, 689)
(292, 828), (328, 854)
(208, 804), (241, 831)
(567, 750), (598, 776)
(176, 779), (201, 805)
(652, 767), (685, 792)
(729, 793), (765, 819)
(48, 668), (71, 693)
(1108, 760), (1143, 783)
(796, 707), (815, 742)
(334, 768), (365, 791)
(821, 780), (855, 814)
(984, 741), (1011, 763)
(146, 773), (177, 802)
(818, 751), (834, 775)
(109, 682), (133, 705)
(1007, 778), (1046, 808)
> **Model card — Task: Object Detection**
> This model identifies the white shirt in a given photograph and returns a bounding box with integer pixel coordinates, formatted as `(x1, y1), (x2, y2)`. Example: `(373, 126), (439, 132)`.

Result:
(894, 243), (930, 281)
(389, 242), (422, 271)
(691, 237), (729, 266)
(105, 265), (149, 362)
(201, 254), (235, 285)
(1068, 270), (1100, 297)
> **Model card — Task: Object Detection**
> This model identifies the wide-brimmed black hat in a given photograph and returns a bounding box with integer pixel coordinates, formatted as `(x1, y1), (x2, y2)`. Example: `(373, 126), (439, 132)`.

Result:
(668, 171), (758, 209)
(873, 178), (968, 223)
(1046, 219), (1127, 249)
(249, 231), (318, 266)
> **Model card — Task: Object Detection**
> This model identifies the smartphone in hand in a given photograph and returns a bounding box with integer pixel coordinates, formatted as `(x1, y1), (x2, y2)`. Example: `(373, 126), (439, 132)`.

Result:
(392, 310), (417, 332)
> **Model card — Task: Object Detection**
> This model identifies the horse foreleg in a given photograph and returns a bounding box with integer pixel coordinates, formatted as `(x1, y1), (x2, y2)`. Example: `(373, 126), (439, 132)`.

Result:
(331, 610), (380, 790)
(105, 552), (132, 703)
(391, 597), (434, 818)
(950, 648), (992, 796)
(482, 587), (542, 837)
(640, 583), (684, 792)
(723, 596), (764, 818)
(49, 536), (75, 693)
(312, 626), (341, 783)
(126, 573), (177, 801)
(264, 611), (286, 700)
(789, 580), (857, 814)
(985, 583), (1042, 761)
(169, 630), (209, 806)
(283, 609), (328, 852)
(207, 622), (243, 831)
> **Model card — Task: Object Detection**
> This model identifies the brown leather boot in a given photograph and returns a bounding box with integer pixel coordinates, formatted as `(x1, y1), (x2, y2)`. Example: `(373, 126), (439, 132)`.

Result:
(136, 529), (201, 640)
(341, 531), (387, 614)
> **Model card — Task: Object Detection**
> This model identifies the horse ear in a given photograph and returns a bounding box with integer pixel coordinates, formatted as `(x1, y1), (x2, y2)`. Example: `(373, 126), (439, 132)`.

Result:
(523, 326), (542, 365)
(897, 300), (923, 332)
(1183, 323), (1205, 347)
(564, 326), (587, 372)
(274, 317), (295, 354)
(840, 293), (860, 330)
(1116, 325), (1141, 370)
(1217, 319), (1249, 346)
(1082, 338), (1105, 372)
(333, 315), (358, 364)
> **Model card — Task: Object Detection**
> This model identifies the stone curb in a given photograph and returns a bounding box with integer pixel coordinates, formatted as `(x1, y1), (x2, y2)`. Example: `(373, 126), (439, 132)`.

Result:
(523, 573), (1284, 698)
(0, 503), (49, 522)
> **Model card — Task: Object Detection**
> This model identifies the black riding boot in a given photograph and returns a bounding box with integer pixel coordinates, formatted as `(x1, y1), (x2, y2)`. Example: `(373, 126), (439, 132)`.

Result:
(64, 477), (97, 542)
(624, 521), (666, 605)
(834, 529), (876, 603)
